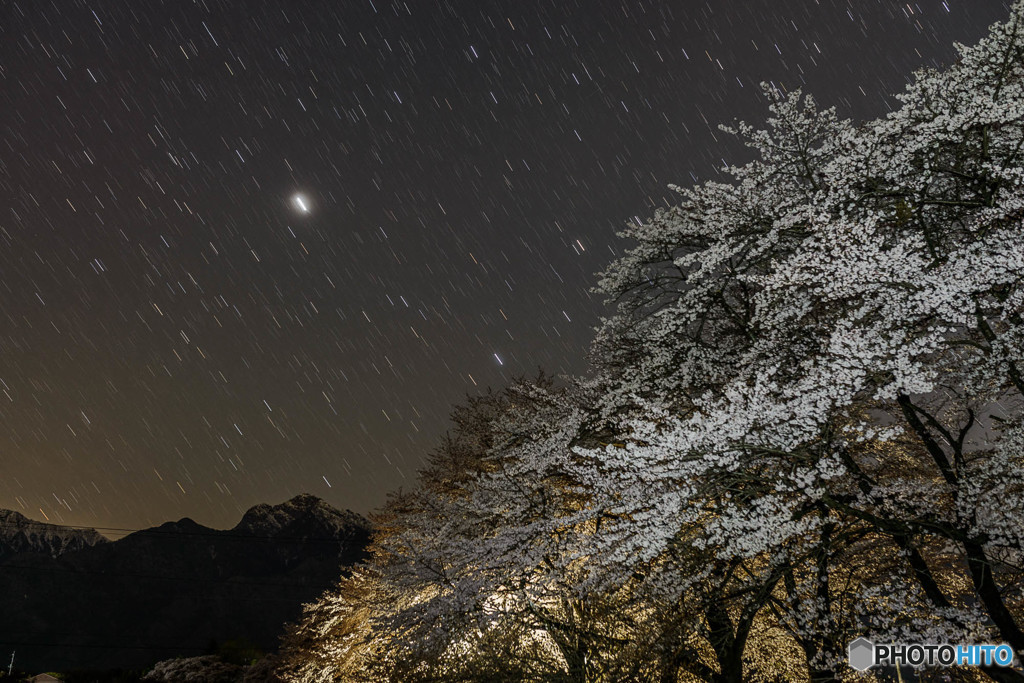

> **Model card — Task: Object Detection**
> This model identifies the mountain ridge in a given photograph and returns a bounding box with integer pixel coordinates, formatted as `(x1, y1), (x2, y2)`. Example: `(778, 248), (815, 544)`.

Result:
(0, 494), (371, 672)
(0, 508), (109, 559)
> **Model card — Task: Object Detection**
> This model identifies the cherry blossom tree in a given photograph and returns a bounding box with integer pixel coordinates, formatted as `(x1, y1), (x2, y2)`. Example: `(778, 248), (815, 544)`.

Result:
(584, 2), (1024, 678)
(282, 4), (1024, 681)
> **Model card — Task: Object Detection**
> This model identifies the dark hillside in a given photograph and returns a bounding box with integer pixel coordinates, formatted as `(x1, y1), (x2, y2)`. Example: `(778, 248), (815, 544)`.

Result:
(0, 494), (369, 671)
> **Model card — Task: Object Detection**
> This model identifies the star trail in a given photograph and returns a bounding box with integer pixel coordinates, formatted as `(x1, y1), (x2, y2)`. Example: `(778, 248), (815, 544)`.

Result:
(0, 0), (1010, 531)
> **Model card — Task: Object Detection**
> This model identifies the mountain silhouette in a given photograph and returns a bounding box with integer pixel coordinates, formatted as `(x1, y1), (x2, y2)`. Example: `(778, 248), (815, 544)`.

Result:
(0, 494), (370, 672)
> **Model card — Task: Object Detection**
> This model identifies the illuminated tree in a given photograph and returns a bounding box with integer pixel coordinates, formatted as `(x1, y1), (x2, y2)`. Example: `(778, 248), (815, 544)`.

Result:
(283, 4), (1024, 681)
(583, 2), (1024, 678)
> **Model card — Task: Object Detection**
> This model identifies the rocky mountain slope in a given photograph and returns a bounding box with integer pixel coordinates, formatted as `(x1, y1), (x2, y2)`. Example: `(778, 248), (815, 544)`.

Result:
(0, 509), (108, 559)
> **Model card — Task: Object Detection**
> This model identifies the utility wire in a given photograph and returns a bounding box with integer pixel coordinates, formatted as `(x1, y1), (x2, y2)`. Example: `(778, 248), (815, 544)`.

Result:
(0, 519), (369, 544)
(0, 561), (352, 588)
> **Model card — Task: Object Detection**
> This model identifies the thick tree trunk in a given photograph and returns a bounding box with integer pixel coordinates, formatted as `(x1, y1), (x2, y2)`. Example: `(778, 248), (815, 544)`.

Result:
(965, 540), (1024, 654)
(706, 601), (744, 683)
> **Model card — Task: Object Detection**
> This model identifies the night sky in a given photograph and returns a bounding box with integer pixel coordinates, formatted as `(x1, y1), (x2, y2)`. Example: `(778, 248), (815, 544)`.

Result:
(1, 0), (1010, 533)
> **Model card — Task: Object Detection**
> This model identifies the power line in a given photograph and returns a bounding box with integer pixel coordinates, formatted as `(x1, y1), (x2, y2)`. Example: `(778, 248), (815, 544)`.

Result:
(0, 636), (275, 652)
(0, 561), (351, 589)
(0, 519), (369, 544)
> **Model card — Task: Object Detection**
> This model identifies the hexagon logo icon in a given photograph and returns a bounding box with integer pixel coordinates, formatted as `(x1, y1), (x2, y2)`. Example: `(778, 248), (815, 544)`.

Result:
(848, 637), (875, 671)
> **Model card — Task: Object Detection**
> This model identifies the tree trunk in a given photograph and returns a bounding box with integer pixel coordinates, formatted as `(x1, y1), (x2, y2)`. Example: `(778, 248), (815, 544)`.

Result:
(706, 601), (744, 683)
(965, 540), (1024, 654)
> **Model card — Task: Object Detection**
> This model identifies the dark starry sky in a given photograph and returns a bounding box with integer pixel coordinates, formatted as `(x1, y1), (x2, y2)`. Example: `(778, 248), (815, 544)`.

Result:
(0, 0), (1010, 533)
